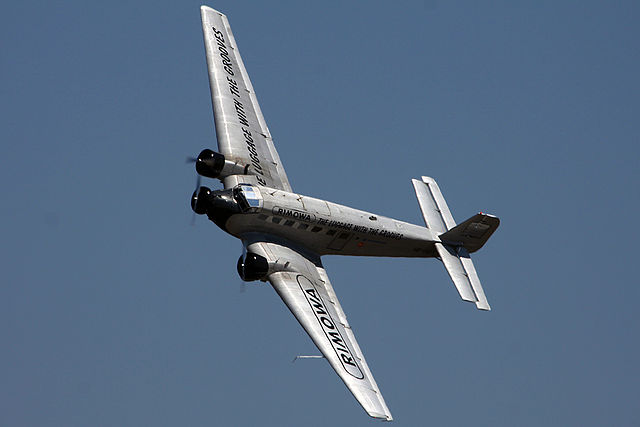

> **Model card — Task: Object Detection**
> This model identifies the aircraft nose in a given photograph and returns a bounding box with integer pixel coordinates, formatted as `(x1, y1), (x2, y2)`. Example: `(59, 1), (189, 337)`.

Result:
(191, 186), (211, 214)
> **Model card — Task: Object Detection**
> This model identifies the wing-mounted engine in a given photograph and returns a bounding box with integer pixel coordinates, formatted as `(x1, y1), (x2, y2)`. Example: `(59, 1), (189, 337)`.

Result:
(237, 252), (269, 281)
(236, 252), (291, 282)
(195, 149), (248, 180)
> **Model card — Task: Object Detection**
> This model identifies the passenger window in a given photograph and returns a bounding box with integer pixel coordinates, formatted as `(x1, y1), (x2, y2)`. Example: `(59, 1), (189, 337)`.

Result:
(311, 226), (322, 233)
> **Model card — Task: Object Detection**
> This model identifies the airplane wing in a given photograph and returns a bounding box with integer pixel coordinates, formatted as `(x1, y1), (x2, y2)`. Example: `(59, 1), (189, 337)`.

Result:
(200, 6), (292, 191)
(245, 239), (393, 421)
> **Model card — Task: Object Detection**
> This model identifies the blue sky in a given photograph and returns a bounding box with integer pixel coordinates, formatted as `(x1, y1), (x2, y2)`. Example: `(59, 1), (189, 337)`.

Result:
(1, 1), (638, 426)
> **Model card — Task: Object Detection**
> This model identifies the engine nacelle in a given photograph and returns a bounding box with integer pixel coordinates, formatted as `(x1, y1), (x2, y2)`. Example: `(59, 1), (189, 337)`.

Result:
(190, 186), (212, 215)
(195, 149), (247, 180)
(190, 187), (241, 232)
(237, 252), (269, 282)
(195, 149), (225, 178)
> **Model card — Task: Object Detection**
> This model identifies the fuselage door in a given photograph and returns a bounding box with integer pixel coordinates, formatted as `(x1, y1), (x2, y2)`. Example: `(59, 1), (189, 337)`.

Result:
(327, 232), (353, 251)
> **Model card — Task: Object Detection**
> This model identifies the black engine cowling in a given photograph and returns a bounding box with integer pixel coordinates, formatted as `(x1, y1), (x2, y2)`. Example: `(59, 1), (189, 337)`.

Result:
(190, 186), (212, 215)
(237, 253), (269, 282)
(195, 149), (225, 178)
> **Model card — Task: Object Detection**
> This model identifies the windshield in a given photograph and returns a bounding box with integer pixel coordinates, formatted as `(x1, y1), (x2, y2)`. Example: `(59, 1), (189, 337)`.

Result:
(233, 184), (262, 212)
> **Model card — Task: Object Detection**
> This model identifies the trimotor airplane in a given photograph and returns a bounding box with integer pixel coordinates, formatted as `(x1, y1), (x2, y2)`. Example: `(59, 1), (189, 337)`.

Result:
(190, 6), (500, 421)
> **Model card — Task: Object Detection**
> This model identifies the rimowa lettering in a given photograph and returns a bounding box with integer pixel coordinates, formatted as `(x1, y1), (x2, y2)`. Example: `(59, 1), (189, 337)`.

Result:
(296, 275), (364, 379)
(272, 207), (315, 222)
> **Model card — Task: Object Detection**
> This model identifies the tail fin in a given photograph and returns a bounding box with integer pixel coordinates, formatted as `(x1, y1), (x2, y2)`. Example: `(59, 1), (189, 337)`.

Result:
(411, 176), (499, 311)
(439, 213), (500, 253)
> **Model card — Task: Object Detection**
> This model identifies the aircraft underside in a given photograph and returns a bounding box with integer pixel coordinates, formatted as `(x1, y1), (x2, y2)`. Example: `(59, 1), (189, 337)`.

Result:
(187, 6), (500, 421)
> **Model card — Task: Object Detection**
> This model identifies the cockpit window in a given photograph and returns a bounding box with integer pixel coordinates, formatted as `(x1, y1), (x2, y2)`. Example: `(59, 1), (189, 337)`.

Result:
(233, 184), (263, 212)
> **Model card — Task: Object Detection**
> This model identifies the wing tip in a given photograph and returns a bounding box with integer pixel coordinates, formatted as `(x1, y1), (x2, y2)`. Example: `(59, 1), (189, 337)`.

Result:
(200, 5), (225, 17)
(368, 410), (393, 421)
(476, 300), (491, 311)
(420, 175), (436, 184)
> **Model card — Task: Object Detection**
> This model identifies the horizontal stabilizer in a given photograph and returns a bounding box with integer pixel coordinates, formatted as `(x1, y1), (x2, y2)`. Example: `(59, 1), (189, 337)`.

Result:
(412, 176), (494, 311)
(436, 243), (490, 310)
(411, 176), (455, 235)
(439, 213), (500, 253)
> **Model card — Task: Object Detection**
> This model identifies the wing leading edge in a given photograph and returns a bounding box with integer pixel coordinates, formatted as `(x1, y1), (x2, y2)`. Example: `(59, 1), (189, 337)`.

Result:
(200, 6), (291, 191)
(246, 240), (393, 421)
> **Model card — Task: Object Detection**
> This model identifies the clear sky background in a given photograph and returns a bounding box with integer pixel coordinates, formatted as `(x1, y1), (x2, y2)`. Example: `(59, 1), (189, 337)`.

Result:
(2, 1), (638, 426)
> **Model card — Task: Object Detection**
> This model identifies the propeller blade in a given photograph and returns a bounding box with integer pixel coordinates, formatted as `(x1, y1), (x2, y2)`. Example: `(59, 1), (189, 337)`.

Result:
(190, 173), (202, 226)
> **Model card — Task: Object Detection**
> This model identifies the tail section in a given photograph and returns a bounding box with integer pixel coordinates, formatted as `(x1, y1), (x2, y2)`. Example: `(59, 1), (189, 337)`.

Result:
(411, 176), (499, 311)
(439, 213), (500, 253)
(437, 244), (491, 310)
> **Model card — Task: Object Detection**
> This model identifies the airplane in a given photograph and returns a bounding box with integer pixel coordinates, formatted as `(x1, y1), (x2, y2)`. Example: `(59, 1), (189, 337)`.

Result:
(190, 6), (500, 421)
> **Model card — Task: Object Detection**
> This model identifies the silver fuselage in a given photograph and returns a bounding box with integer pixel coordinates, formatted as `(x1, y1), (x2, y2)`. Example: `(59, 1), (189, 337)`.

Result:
(220, 186), (439, 258)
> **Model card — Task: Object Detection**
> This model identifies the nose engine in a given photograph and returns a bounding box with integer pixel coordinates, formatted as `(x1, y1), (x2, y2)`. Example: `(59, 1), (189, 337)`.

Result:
(190, 186), (240, 230)
(190, 186), (212, 214)
(237, 253), (269, 282)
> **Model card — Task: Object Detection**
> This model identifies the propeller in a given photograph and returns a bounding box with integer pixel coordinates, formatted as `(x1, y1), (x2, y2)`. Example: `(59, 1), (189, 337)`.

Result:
(190, 174), (202, 225)
(239, 243), (248, 293)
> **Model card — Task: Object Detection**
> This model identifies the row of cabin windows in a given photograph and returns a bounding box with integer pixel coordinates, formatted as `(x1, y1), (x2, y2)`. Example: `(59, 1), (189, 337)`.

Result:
(257, 214), (339, 235)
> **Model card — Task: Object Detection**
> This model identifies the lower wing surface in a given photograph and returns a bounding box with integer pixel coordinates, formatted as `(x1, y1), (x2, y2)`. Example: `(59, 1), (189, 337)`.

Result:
(200, 7), (292, 191)
(245, 239), (393, 421)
